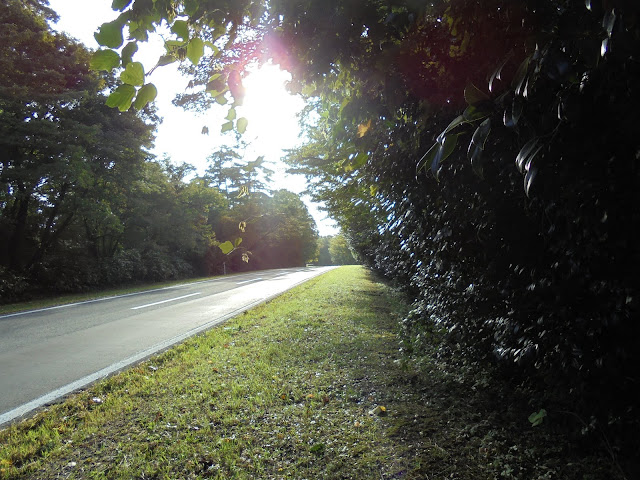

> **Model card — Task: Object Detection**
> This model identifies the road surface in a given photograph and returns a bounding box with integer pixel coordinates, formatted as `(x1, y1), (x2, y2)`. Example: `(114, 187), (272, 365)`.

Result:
(0, 267), (334, 426)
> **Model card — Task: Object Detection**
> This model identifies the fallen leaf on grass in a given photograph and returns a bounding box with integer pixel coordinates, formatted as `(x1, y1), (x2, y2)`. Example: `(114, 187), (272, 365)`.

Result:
(369, 405), (387, 416)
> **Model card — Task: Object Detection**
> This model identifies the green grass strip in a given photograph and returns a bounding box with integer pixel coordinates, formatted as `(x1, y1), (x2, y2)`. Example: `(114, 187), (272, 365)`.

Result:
(0, 266), (416, 479)
(0, 266), (624, 480)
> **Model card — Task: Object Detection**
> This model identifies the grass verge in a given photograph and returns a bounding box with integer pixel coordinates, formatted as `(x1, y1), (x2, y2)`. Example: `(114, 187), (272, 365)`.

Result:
(0, 266), (623, 479)
(1, 266), (413, 479)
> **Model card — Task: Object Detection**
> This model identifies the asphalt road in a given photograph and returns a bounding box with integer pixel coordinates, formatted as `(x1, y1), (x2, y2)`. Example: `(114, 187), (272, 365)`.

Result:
(0, 267), (335, 425)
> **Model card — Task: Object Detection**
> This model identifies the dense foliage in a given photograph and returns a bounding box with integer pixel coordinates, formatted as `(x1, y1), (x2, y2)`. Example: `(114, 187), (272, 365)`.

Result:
(0, 0), (318, 302)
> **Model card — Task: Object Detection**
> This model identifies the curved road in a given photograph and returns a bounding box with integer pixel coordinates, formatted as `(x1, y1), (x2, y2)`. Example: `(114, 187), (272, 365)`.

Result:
(0, 267), (334, 426)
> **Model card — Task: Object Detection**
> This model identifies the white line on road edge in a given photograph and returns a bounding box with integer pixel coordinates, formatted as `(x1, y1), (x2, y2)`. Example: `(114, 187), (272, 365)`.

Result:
(130, 292), (201, 310)
(236, 277), (263, 285)
(0, 267), (337, 427)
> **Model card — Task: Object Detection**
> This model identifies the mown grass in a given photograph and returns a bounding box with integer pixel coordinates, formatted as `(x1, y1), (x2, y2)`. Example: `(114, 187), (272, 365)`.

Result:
(0, 266), (623, 480)
(0, 266), (418, 479)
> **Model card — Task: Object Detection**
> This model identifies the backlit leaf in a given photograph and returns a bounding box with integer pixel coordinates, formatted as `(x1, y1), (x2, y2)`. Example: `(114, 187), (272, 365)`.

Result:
(121, 41), (138, 66)
(234, 237), (243, 248)
(106, 84), (136, 111)
(219, 241), (234, 255)
(171, 20), (189, 40)
(221, 121), (233, 133)
(357, 119), (372, 137)
(157, 55), (177, 67)
(237, 117), (248, 134)
(90, 49), (120, 71)
(226, 108), (236, 121)
(94, 20), (124, 48)
(187, 37), (204, 65)
(120, 61), (144, 86)
(133, 83), (157, 110)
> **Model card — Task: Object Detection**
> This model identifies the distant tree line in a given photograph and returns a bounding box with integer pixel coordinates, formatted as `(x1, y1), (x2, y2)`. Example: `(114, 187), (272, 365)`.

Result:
(0, 0), (318, 303)
(315, 234), (358, 266)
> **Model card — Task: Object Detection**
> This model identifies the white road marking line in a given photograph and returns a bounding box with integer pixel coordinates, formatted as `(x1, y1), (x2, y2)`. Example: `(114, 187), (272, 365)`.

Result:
(131, 292), (202, 310)
(236, 277), (263, 285)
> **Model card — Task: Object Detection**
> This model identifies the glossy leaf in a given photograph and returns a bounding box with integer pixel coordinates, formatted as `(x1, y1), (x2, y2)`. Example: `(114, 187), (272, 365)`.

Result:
(94, 20), (124, 48)
(463, 105), (490, 122)
(464, 84), (489, 106)
(488, 53), (512, 92)
(133, 83), (157, 110)
(603, 9), (616, 36)
(187, 37), (204, 65)
(236, 117), (248, 134)
(524, 166), (538, 197)
(432, 134), (459, 179)
(512, 97), (523, 125)
(516, 138), (541, 173)
(90, 49), (120, 71)
(120, 61), (144, 86)
(106, 84), (136, 111)
(219, 241), (234, 255)
(468, 143), (484, 177)
(468, 119), (490, 177)
(416, 143), (438, 173)
(471, 118), (491, 149)
(437, 115), (465, 143)
(601, 38), (610, 57)
(512, 56), (530, 95)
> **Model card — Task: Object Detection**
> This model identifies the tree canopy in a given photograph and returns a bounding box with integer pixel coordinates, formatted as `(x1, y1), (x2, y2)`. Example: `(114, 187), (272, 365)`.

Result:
(90, 0), (639, 463)
(0, 0), (319, 302)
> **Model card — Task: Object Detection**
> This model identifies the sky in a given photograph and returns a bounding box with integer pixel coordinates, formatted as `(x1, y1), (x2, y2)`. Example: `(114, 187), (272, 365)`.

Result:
(46, 0), (338, 236)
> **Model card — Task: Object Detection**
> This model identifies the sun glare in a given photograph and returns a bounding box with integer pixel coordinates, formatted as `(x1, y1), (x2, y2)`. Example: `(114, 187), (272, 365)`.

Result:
(239, 64), (305, 157)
